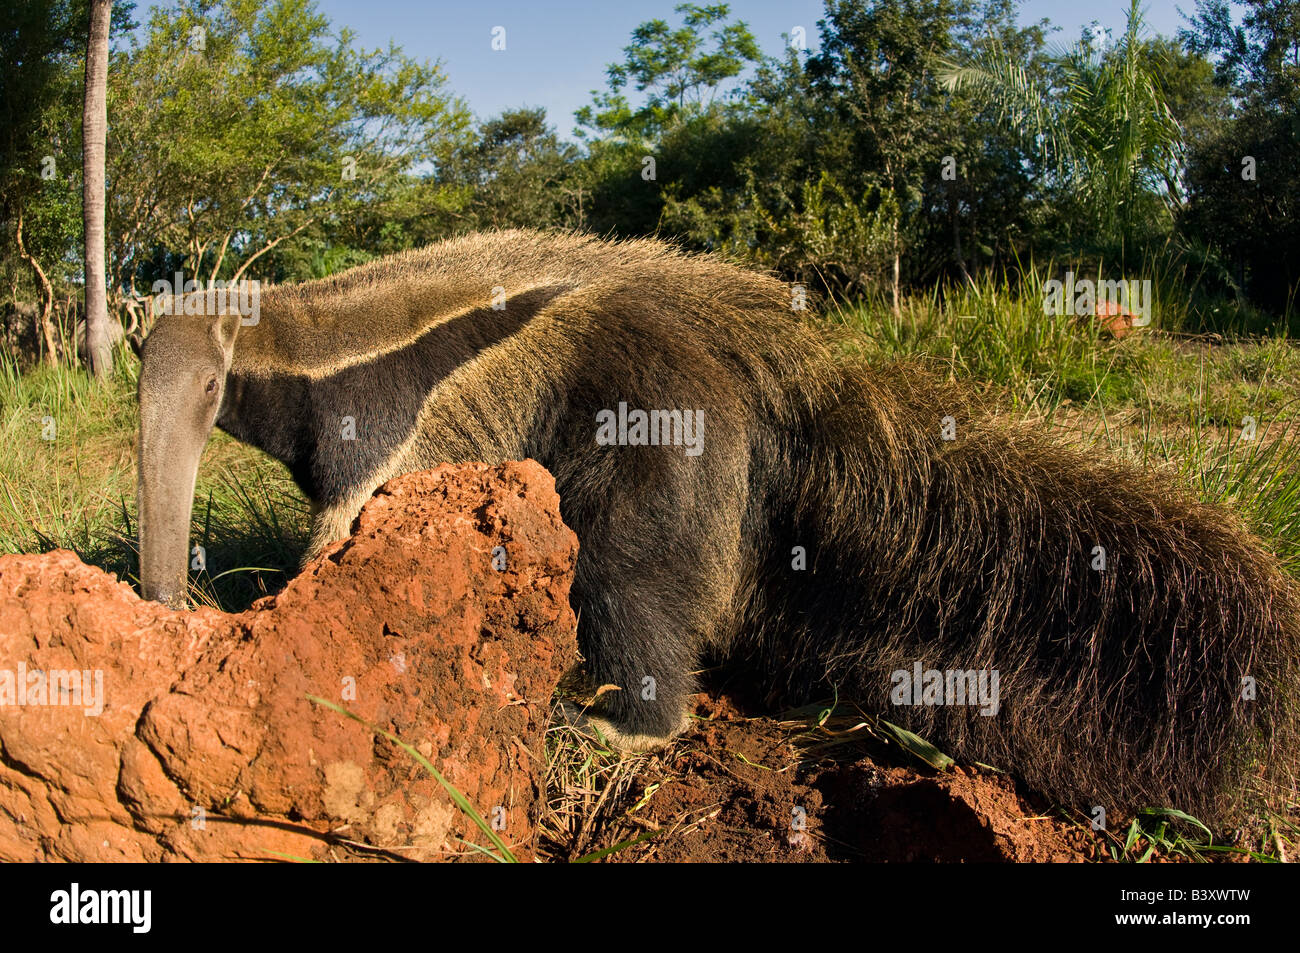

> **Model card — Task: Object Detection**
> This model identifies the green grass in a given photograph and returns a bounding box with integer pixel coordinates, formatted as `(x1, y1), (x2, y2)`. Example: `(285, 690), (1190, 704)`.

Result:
(834, 266), (1299, 424)
(1091, 806), (1300, 863)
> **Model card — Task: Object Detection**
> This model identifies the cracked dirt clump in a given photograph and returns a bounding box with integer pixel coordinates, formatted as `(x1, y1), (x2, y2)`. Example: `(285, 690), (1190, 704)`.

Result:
(0, 460), (579, 862)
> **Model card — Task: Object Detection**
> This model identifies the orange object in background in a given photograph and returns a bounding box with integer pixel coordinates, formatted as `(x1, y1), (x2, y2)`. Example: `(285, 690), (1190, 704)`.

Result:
(1092, 299), (1139, 339)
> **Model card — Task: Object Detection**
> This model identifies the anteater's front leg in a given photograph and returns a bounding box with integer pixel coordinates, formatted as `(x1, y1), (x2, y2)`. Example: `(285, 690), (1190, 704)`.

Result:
(303, 490), (376, 565)
(570, 560), (702, 748)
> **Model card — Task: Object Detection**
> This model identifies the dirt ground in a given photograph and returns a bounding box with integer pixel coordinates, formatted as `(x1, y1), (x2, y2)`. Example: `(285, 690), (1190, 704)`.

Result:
(569, 693), (1105, 863)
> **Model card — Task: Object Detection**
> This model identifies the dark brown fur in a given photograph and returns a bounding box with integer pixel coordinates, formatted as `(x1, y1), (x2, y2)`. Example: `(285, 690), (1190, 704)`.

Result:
(139, 229), (1300, 824)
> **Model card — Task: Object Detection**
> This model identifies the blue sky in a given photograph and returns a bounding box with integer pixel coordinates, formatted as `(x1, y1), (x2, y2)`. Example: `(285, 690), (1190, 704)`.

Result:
(134, 1), (1193, 138)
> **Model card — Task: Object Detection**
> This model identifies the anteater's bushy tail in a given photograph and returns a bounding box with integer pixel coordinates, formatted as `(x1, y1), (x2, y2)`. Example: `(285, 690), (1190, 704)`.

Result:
(745, 359), (1300, 825)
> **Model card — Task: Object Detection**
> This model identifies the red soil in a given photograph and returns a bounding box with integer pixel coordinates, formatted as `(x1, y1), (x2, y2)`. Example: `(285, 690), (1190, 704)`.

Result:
(0, 461), (578, 862)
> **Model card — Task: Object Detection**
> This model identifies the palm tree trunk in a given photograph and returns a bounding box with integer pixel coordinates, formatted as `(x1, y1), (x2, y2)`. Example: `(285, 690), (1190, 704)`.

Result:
(82, 0), (112, 380)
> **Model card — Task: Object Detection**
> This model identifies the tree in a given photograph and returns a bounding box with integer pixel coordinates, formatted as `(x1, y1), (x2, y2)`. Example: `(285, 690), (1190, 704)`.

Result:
(443, 108), (580, 231)
(107, 0), (471, 292)
(573, 3), (760, 237)
(659, 1), (1046, 299)
(82, 0), (111, 378)
(1180, 0), (1300, 110)
(658, 47), (902, 298)
(1178, 0), (1300, 319)
(576, 2), (759, 145)
(1, 0), (99, 364)
(807, 0), (1020, 312)
(940, 0), (1185, 257)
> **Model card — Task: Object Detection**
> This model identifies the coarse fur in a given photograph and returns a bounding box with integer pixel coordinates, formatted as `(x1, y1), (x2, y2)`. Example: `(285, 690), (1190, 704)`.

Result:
(138, 229), (1300, 825)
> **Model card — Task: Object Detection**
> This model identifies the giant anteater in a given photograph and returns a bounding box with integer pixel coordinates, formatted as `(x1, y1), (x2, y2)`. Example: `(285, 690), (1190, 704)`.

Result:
(137, 229), (1300, 824)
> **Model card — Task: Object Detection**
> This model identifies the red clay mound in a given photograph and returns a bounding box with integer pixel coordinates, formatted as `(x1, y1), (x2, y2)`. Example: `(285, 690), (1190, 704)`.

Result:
(0, 461), (578, 862)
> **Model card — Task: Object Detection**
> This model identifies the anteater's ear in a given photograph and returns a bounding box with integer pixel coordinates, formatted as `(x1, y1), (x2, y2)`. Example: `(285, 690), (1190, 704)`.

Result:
(215, 311), (242, 357)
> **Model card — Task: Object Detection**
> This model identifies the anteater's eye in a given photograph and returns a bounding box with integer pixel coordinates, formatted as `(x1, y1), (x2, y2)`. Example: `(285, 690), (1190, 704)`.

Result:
(205, 377), (218, 395)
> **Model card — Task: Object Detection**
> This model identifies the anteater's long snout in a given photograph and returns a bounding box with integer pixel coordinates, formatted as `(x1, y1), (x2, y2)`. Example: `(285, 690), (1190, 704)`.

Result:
(137, 405), (206, 609)
(136, 314), (236, 609)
